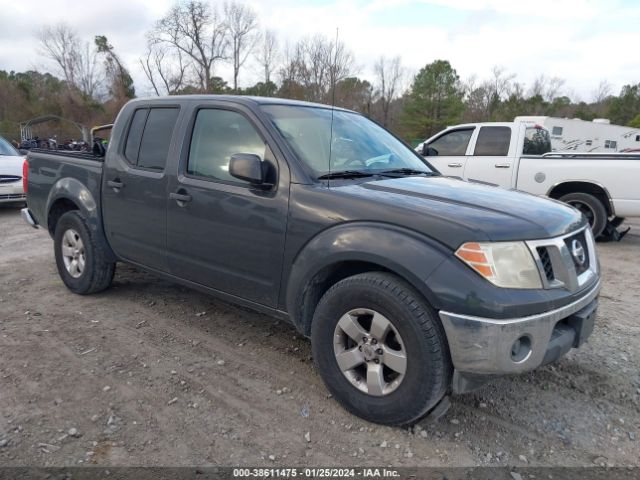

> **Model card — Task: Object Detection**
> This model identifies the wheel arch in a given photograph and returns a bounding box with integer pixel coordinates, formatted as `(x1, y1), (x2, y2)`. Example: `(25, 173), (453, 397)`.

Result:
(284, 223), (450, 336)
(46, 177), (116, 261)
(47, 197), (80, 236)
(547, 181), (614, 216)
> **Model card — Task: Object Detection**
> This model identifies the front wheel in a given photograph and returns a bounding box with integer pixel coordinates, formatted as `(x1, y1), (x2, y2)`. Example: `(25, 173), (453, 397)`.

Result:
(54, 211), (115, 294)
(311, 272), (452, 426)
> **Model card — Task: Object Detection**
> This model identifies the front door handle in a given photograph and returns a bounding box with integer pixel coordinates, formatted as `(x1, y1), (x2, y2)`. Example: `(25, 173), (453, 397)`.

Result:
(447, 163), (463, 168)
(170, 192), (192, 205)
(495, 163), (511, 168)
(107, 179), (124, 190)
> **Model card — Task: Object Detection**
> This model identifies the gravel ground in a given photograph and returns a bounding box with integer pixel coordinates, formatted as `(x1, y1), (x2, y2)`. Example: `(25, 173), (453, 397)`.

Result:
(0, 205), (638, 467)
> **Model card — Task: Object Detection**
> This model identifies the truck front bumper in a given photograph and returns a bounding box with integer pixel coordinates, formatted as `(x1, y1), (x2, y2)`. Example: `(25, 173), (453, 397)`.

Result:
(438, 278), (601, 380)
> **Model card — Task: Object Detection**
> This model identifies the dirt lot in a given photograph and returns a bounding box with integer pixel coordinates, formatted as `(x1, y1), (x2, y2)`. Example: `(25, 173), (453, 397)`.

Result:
(0, 205), (638, 467)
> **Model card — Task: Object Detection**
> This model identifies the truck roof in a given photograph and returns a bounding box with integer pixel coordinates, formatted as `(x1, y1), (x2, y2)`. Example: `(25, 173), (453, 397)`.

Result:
(126, 95), (355, 113)
(444, 121), (523, 129)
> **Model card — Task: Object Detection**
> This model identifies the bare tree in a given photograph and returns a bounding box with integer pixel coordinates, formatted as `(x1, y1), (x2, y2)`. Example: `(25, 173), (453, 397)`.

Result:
(37, 24), (77, 87)
(277, 40), (305, 99)
(463, 80), (493, 121)
(153, 0), (227, 92)
(74, 41), (102, 100)
(37, 23), (102, 99)
(255, 29), (279, 84)
(278, 40), (300, 84)
(300, 35), (332, 101)
(529, 74), (565, 102)
(592, 79), (612, 104)
(374, 55), (403, 127)
(223, 1), (259, 91)
(327, 37), (356, 97)
(545, 76), (565, 102)
(279, 34), (355, 102)
(489, 66), (515, 102)
(140, 41), (188, 95)
(529, 74), (546, 98)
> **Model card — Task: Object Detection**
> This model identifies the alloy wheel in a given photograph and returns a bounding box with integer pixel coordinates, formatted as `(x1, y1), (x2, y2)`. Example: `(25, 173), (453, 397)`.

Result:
(61, 229), (86, 278)
(333, 308), (407, 396)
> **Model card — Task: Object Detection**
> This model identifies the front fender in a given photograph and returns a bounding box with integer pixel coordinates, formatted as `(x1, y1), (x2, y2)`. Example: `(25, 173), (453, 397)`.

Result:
(285, 222), (452, 332)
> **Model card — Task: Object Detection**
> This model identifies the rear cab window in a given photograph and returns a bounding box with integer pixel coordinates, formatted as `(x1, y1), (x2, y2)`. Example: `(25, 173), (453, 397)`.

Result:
(523, 126), (551, 155)
(123, 107), (180, 171)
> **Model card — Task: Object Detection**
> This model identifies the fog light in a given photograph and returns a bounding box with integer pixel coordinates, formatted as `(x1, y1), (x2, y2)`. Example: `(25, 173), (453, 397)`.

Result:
(511, 336), (532, 363)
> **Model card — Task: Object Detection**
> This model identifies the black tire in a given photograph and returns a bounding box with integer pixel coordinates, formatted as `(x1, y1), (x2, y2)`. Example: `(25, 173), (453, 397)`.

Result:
(54, 211), (115, 295)
(311, 272), (452, 426)
(559, 192), (608, 237)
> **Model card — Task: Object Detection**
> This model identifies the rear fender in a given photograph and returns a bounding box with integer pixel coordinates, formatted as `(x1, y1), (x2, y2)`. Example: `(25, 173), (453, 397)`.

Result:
(46, 177), (115, 260)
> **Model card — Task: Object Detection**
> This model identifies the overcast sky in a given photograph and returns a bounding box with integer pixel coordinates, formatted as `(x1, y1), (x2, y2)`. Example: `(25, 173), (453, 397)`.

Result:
(1, 0), (638, 101)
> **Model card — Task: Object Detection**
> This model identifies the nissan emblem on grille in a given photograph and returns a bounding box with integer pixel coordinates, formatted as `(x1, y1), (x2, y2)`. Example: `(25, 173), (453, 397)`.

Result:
(571, 239), (586, 266)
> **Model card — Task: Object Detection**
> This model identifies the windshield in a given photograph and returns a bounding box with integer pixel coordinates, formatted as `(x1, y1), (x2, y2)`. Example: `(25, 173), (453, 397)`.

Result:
(261, 105), (433, 177)
(523, 126), (551, 155)
(0, 137), (20, 156)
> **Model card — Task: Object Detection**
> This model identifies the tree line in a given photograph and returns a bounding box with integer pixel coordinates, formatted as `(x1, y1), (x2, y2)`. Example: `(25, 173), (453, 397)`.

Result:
(1, 0), (639, 145)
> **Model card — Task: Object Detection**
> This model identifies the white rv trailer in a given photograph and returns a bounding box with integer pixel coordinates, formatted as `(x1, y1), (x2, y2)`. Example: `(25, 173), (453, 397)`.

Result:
(514, 116), (640, 153)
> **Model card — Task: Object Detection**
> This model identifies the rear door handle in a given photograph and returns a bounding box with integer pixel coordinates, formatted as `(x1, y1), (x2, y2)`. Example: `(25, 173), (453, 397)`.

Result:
(447, 163), (463, 168)
(170, 192), (192, 204)
(495, 163), (511, 168)
(107, 179), (124, 190)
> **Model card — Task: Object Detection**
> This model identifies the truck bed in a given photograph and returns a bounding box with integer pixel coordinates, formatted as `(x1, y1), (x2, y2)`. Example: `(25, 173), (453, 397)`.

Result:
(26, 149), (104, 232)
(28, 148), (104, 162)
(517, 153), (640, 218)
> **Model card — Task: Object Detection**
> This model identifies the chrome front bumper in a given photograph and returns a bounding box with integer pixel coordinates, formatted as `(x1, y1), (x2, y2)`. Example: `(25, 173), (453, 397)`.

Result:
(438, 278), (601, 375)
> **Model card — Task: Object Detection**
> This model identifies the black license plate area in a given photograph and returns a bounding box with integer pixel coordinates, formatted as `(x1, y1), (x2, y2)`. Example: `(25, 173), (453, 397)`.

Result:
(566, 298), (598, 347)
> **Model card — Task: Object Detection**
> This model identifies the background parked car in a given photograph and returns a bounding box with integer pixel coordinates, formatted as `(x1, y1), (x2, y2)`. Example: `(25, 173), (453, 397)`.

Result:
(0, 136), (26, 205)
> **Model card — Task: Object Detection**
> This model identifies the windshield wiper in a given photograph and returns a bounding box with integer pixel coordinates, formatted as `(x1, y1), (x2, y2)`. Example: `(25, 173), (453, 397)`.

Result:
(317, 170), (375, 180)
(379, 168), (436, 177)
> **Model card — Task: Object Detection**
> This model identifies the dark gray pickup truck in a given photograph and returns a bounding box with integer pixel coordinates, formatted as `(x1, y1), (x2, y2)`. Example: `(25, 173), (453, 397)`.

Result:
(22, 95), (601, 425)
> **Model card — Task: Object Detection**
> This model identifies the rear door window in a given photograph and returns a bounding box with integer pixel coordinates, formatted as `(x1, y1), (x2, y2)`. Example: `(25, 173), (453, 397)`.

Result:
(473, 126), (511, 156)
(124, 109), (148, 164)
(137, 108), (180, 170)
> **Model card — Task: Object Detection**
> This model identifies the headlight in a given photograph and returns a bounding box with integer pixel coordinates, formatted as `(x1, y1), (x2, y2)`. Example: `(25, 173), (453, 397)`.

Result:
(455, 241), (542, 289)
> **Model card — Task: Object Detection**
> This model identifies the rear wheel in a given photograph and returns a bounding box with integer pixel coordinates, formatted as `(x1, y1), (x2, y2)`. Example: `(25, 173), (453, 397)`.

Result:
(54, 211), (115, 294)
(311, 272), (452, 426)
(559, 192), (607, 237)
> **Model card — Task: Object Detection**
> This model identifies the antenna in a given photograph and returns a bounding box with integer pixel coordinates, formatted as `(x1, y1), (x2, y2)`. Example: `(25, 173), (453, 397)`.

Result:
(327, 27), (339, 189)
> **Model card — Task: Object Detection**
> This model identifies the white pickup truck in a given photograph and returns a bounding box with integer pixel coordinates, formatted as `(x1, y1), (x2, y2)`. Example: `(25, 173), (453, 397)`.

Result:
(416, 121), (640, 239)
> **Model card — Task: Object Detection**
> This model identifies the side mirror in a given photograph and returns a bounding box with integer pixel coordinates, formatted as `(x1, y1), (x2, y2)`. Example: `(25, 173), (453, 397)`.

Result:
(229, 153), (271, 187)
(422, 145), (438, 156)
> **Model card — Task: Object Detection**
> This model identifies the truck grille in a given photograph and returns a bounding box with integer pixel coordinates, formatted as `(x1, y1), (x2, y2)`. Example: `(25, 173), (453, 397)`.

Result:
(536, 247), (555, 282)
(0, 175), (21, 184)
(0, 194), (26, 200)
(526, 226), (598, 293)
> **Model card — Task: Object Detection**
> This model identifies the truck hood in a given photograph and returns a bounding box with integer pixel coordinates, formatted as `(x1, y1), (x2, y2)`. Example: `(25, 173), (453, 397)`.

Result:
(335, 176), (585, 247)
